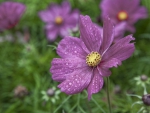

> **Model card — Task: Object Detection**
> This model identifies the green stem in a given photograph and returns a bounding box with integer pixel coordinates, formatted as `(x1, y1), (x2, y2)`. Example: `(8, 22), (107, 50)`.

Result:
(53, 95), (71, 113)
(106, 77), (112, 113)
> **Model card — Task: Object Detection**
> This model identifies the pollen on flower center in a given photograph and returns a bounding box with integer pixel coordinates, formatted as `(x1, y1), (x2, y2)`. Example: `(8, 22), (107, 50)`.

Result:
(55, 16), (63, 25)
(117, 11), (128, 21)
(86, 51), (101, 67)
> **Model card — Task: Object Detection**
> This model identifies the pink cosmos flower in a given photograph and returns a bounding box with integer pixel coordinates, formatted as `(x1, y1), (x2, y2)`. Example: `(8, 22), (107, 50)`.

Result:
(100, 0), (147, 32)
(0, 2), (26, 31)
(39, 1), (79, 41)
(50, 15), (135, 100)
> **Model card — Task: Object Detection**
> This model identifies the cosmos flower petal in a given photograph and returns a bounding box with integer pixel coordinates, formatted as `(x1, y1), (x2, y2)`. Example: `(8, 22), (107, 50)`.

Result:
(0, 2), (26, 31)
(61, 1), (71, 15)
(126, 25), (135, 33)
(117, 0), (138, 12)
(46, 25), (58, 41)
(114, 22), (127, 42)
(39, 10), (54, 23)
(87, 69), (104, 100)
(48, 3), (60, 16)
(123, 0), (141, 13)
(1, 2), (26, 16)
(130, 7), (148, 23)
(100, 58), (122, 68)
(100, 0), (120, 18)
(65, 10), (79, 28)
(97, 67), (111, 77)
(79, 15), (102, 52)
(96, 22), (126, 43)
(58, 67), (93, 95)
(103, 35), (135, 61)
(14, 3), (25, 15)
(59, 26), (70, 37)
(100, 16), (114, 54)
(57, 37), (88, 59)
(50, 58), (87, 82)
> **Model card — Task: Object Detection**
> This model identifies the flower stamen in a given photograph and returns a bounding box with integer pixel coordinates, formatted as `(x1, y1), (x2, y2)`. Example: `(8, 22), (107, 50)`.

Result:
(55, 16), (63, 25)
(86, 51), (101, 67)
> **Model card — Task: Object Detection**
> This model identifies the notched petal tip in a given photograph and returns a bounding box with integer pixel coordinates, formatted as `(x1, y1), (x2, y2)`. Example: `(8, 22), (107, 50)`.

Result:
(79, 15), (91, 23)
(124, 34), (135, 43)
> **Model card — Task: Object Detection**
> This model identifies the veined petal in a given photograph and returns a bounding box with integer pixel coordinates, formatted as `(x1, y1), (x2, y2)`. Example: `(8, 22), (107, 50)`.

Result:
(61, 1), (71, 16)
(48, 3), (60, 16)
(65, 10), (79, 28)
(103, 35), (135, 61)
(79, 15), (102, 52)
(57, 37), (88, 59)
(50, 58), (87, 82)
(1, 2), (26, 16)
(58, 67), (93, 95)
(59, 26), (70, 38)
(39, 10), (54, 23)
(100, 16), (114, 54)
(114, 22), (127, 42)
(45, 25), (58, 41)
(97, 66), (111, 77)
(100, 58), (122, 68)
(122, 0), (140, 13)
(129, 7), (148, 23)
(87, 68), (104, 100)
(100, 0), (120, 17)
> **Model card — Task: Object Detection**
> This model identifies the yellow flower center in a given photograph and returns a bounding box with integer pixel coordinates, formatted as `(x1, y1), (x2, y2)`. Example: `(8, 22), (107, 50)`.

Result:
(117, 11), (128, 21)
(86, 52), (101, 67)
(55, 16), (63, 25)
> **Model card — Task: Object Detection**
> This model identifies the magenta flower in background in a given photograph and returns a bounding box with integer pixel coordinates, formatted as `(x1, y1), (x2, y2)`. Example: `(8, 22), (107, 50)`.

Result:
(100, 0), (147, 32)
(0, 2), (26, 31)
(50, 15), (135, 100)
(39, 1), (79, 41)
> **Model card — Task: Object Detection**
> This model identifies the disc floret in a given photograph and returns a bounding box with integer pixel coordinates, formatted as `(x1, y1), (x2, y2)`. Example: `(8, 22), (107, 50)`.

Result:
(117, 11), (128, 21)
(86, 51), (101, 67)
(55, 16), (63, 25)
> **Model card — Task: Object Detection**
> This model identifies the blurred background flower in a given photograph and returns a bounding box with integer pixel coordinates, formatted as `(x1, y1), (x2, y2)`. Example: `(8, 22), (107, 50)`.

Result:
(39, 1), (79, 41)
(14, 85), (28, 98)
(0, 1), (26, 31)
(41, 87), (61, 104)
(100, 0), (148, 32)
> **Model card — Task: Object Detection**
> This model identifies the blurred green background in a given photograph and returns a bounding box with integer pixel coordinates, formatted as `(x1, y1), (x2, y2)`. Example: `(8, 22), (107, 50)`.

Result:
(0, 0), (150, 113)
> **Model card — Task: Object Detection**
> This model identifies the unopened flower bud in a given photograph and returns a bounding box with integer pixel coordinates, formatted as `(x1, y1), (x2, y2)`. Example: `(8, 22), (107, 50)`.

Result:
(47, 88), (55, 96)
(14, 85), (28, 98)
(140, 75), (148, 81)
(142, 94), (150, 106)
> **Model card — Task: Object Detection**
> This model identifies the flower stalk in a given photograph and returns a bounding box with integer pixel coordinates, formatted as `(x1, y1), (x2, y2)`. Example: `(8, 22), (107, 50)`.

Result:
(106, 77), (112, 113)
